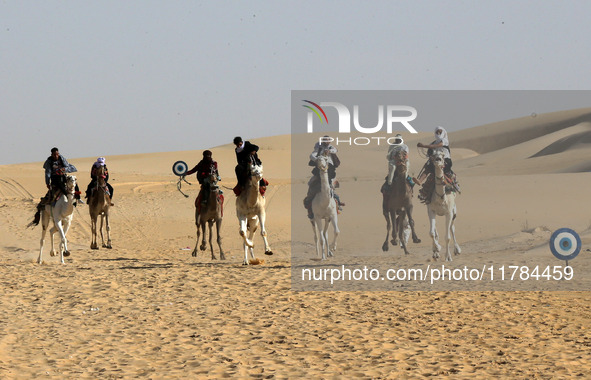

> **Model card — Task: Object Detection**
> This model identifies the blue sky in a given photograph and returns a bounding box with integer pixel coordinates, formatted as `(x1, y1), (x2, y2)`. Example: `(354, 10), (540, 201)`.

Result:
(2, 1), (591, 164)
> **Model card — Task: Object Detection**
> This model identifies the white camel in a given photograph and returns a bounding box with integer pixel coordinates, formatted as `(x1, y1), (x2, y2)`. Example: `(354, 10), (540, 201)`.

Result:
(427, 152), (461, 261)
(236, 163), (273, 265)
(38, 175), (77, 264)
(310, 152), (339, 260)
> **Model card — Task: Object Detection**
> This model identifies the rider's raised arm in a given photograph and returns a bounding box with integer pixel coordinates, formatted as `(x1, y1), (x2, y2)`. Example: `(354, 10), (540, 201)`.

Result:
(185, 164), (199, 176)
(61, 155), (77, 173)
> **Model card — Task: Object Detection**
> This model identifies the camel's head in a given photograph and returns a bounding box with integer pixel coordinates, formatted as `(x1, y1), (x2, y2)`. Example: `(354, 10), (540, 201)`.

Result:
(207, 173), (218, 185)
(65, 175), (77, 193)
(249, 164), (263, 181)
(315, 153), (330, 172)
(96, 166), (107, 183)
(394, 152), (407, 170)
(432, 151), (446, 171)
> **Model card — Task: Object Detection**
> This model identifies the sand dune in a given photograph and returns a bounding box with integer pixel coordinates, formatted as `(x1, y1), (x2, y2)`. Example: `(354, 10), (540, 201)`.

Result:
(452, 107), (591, 153)
(1, 110), (590, 377)
(530, 128), (591, 157)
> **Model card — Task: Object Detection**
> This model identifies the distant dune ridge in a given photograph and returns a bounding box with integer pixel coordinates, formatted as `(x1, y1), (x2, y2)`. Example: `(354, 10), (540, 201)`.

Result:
(452, 107), (591, 153)
(0, 109), (590, 377)
(529, 129), (591, 158)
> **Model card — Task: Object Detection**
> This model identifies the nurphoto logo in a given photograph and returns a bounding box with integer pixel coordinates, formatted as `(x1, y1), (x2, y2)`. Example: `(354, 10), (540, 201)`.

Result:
(303, 100), (418, 134)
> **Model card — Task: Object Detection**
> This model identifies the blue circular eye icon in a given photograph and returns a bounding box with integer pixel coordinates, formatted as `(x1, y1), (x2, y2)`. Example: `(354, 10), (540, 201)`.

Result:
(549, 228), (581, 261)
(172, 161), (188, 176)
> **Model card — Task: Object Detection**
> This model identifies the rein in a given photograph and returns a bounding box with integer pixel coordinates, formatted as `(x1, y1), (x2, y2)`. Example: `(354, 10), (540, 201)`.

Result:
(433, 171), (446, 199)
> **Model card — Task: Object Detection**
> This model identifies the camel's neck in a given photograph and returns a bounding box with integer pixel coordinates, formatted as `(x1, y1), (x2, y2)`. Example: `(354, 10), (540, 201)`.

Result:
(207, 188), (220, 209)
(319, 169), (331, 200)
(394, 169), (407, 189)
(63, 193), (75, 214)
(432, 166), (447, 202)
(245, 178), (260, 205)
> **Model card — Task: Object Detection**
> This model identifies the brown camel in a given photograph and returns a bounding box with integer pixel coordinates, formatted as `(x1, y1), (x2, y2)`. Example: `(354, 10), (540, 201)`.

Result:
(88, 166), (112, 250)
(192, 175), (225, 260)
(382, 154), (421, 254)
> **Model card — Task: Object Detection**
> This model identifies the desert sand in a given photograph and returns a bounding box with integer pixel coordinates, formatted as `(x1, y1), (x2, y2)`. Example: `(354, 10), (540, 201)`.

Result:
(1, 109), (590, 378)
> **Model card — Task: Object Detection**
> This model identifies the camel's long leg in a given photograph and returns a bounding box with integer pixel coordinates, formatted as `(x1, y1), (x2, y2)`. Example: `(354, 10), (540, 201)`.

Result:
(258, 210), (272, 255)
(242, 219), (257, 264)
(207, 220), (216, 260)
(61, 216), (73, 262)
(382, 210), (391, 252)
(313, 216), (323, 258)
(99, 214), (105, 247)
(104, 212), (112, 249)
(321, 219), (331, 260)
(216, 218), (225, 260)
(238, 215), (251, 264)
(191, 221), (201, 258)
(397, 213), (410, 255)
(406, 204), (421, 244)
(38, 210), (50, 264)
(451, 205), (461, 255)
(53, 218), (67, 264)
(428, 207), (441, 259)
(238, 214), (254, 249)
(390, 210), (399, 246)
(199, 222), (208, 252)
(444, 211), (453, 262)
(247, 219), (257, 260)
(329, 214), (339, 255)
(90, 215), (98, 249)
(49, 224), (58, 257)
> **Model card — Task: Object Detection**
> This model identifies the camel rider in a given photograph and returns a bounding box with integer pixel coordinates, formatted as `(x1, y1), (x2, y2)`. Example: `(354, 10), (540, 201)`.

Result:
(303, 138), (345, 219)
(380, 134), (415, 195)
(85, 157), (114, 206)
(31, 147), (81, 226)
(185, 150), (221, 206)
(413, 126), (459, 203)
(387, 134), (410, 182)
(233, 136), (268, 195)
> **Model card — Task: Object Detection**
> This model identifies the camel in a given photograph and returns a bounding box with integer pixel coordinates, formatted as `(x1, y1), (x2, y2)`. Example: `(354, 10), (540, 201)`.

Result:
(427, 151), (461, 261)
(382, 154), (421, 254)
(192, 175), (225, 260)
(236, 163), (273, 265)
(88, 166), (112, 250)
(38, 175), (77, 264)
(310, 152), (339, 260)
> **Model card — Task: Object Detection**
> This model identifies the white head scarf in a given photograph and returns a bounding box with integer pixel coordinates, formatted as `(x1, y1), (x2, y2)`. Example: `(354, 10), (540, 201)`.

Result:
(433, 127), (450, 159)
(434, 126), (448, 142)
(94, 157), (106, 167)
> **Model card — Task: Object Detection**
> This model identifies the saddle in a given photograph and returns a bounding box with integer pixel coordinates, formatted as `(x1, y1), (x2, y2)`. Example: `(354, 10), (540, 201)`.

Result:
(89, 184), (110, 199)
(418, 171), (460, 204)
(195, 190), (224, 216)
(233, 178), (269, 197)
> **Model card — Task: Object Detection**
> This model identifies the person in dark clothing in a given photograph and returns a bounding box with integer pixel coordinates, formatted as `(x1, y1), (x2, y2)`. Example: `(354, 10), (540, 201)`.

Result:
(31, 147), (81, 226)
(185, 150), (221, 206)
(85, 157), (114, 206)
(233, 136), (267, 195)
